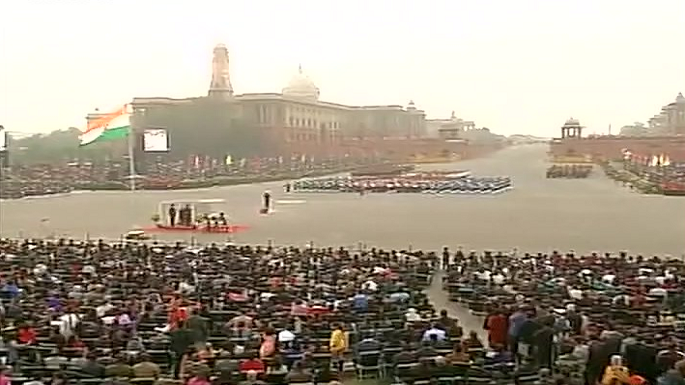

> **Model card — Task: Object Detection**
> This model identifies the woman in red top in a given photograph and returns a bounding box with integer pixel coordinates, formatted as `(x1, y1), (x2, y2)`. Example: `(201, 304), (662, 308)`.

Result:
(484, 309), (508, 348)
(17, 323), (37, 345)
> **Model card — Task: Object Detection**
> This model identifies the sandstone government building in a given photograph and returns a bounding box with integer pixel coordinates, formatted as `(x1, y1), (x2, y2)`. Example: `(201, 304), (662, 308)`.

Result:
(87, 44), (480, 160)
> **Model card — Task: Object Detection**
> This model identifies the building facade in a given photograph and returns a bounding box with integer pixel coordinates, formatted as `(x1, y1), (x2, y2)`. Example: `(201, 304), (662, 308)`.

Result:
(109, 45), (432, 158)
(646, 93), (685, 136)
(550, 116), (685, 162)
(239, 65), (428, 142)
(86, 44), (499, 162)
(426, 111), (477, 139)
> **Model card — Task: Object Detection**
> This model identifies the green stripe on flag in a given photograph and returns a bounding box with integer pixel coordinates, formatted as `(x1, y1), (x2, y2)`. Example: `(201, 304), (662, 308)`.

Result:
(80, 125), (130, 146)
(99, 126), (130, 141)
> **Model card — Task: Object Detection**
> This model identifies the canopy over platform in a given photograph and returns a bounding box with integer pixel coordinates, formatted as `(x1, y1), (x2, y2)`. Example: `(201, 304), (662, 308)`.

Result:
(156, 199), (227, 225)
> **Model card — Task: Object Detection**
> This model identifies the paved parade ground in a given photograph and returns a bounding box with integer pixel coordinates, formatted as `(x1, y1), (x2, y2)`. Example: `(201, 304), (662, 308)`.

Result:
(1, 144), (683, 257)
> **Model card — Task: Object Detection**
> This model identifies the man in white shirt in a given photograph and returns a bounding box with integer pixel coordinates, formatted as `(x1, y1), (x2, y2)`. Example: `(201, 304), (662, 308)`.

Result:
(59, 312), (80, 339)
(422, 324), (447, 342)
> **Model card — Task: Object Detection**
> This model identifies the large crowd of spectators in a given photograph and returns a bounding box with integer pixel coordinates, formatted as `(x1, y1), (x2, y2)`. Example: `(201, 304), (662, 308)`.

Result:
(0, 239), (682, 385)
(0, 239), (486, 385)
(444, 249), (685, 385)
(0, 157), (370, 199)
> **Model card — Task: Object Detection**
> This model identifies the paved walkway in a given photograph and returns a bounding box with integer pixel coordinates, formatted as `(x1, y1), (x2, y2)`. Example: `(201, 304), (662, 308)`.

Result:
(2, 145), (683, 257)
(426, 270), (488, 340)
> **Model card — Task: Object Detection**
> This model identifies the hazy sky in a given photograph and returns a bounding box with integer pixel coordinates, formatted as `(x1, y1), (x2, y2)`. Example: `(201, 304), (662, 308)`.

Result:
(2, 0), (684, 137)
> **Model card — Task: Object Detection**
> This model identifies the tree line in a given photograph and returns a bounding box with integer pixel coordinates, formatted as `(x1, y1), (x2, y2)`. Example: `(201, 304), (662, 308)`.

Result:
(8, 100), (262, 165)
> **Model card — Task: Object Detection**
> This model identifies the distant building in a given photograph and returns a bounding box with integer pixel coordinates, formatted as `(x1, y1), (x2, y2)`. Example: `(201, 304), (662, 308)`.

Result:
(426, 111), (477, 139)
(551, 114), (685, 162)
(655, 92), (685, 136)
(560, 118), (584, 139)
(89, 44), (435, 158)
(642, 93), (685, 136)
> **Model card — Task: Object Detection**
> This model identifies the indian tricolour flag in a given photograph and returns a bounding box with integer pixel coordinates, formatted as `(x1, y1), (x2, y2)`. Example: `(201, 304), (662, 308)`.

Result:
(79, 105), (131, 146)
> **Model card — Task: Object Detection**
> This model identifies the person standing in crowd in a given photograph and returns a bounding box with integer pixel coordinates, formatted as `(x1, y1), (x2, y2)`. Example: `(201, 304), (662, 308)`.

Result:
(262, 190), (272, 213)
(442, 247), (450, 270)
(484, 308), (508, 348)
(168, 204), (177, 227)
(170, 324), (193, 378)
(533, 316), (556, 368)
(508, 305), (528, 356)
(186, 308), (209, 346)
(179, 204), (192, 226)
(584, 336), (602, 385)
(329, 324), (347, 374)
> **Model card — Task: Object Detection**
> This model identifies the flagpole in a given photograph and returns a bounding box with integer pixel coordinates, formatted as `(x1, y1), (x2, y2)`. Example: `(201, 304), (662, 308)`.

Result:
(128, 105), (137, 192)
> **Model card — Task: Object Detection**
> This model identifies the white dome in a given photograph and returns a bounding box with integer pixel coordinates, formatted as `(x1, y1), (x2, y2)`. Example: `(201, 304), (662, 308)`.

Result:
(282, 65), (319, 101)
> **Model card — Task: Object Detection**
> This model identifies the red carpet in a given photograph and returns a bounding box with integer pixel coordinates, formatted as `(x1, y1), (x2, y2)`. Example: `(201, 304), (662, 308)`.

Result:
(142, 224), (250, 234)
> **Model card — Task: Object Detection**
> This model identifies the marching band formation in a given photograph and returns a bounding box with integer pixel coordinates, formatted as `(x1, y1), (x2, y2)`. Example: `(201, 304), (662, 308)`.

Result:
(546, 165), (593, 179)
(291, 174), (513, 194)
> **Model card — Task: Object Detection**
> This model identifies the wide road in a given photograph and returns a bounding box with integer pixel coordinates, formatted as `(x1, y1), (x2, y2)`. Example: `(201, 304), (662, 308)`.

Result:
(1, 144), (683, 256)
